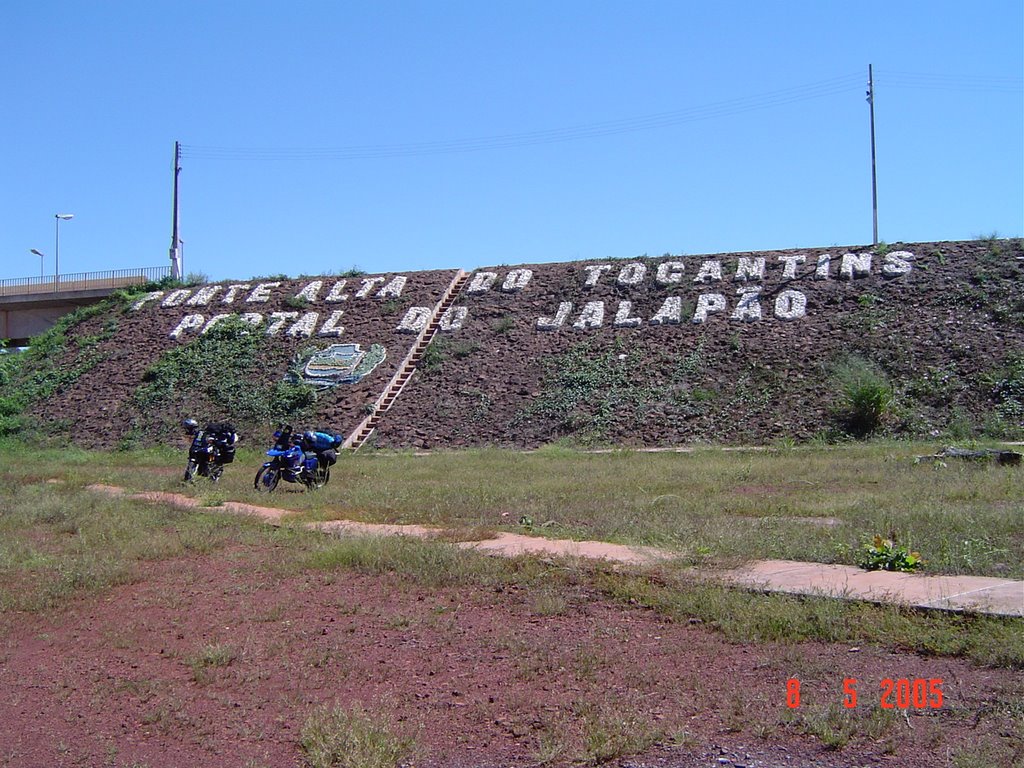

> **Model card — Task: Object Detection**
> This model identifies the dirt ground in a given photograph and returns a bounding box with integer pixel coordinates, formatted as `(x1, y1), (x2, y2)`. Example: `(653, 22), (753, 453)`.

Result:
(1, 542), (1021, 768)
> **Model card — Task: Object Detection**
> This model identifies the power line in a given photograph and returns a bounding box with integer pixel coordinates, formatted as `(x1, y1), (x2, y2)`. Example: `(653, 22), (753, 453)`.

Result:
(179, 69), (1022, 162)
(180, 72), (865, 161)
(875, 68), (1023, 93)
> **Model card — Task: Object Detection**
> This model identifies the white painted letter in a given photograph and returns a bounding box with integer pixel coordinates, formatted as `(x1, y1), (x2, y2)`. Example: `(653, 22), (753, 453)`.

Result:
(501, 269), (533, 292)
(774, 290), (807, 320)
(187, 285), (223, 306)
(318, 310), (345, 337)
(247, 282), (281, 303)
(288, 312), (319, 338)
(440, 306), (469, 331)
(735, 257), (765, 282)
(162, 289), (193, 307)
(573, 301), (605, 329)
(221, 284), (251, 303)
(778, 254), (806, 279)
(694, 260), (723, 284)
(815, 253), (832, 280)
(731, 287), (762, 322)
(397, 307), (431, 333)
(613, 301), (642, 328)
(537, 302), (573, 331)
(582, 264), (612, 287)
(201, 314), (232, 333)
(692, 293), (726, 323)
(377, 276), (407, 298)
(169, 314), (204, 338)
(882, 251), (915, 277)
(840, 252), (873, 280)
(656, 261), (685, 285)
(355, 277), (387, 298)
(265, 311), (298, 335)
(649, 296), (683, 325)
(467, 271), (498, 294)
(617, 262), (647, 286)
(131, 291), (164, 310)
(325, 280), (349, 302)
(294, 281), (323, 302)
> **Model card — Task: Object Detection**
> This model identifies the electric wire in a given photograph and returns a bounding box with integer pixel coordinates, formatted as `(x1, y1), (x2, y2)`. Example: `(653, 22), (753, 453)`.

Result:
(179, 69), (1022, 162)
(180, 72), (865, 161)
(875, 68), (1023, 93)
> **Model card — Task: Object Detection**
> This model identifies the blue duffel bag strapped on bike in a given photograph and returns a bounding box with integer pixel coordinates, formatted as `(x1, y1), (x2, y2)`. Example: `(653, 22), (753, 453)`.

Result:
(303, 430), (339, 452)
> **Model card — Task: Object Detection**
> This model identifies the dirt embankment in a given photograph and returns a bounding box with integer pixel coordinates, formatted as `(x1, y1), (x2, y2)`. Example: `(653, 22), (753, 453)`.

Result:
(25, 239), (1024, 448)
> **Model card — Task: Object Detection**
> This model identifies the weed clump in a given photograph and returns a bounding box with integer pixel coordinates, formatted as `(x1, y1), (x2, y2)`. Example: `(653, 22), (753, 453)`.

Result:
(857, 535), (923, 572)
(300, 703), (415, 768)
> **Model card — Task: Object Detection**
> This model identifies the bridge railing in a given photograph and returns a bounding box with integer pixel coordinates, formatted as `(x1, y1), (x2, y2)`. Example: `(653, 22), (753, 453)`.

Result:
(0, 267), (172, 298)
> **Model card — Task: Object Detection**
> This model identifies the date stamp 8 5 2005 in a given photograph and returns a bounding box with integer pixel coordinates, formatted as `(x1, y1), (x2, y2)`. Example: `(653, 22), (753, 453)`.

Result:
(785, 678), (944, 710)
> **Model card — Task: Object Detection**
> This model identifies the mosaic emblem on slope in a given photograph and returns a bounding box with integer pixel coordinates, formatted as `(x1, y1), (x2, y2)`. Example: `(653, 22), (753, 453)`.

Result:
(290, 343), (386, 389)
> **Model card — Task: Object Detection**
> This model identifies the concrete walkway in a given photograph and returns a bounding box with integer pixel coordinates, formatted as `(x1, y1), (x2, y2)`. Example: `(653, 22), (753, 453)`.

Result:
(87, 484), (1024, 618)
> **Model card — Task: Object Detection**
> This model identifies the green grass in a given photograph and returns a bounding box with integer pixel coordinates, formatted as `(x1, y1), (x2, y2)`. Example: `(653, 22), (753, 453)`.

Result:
(0, 475), (280, 611)
(593, 566), (1024, 668)
(11, 440), (1017, 578)
(1, 442), (1022, 669)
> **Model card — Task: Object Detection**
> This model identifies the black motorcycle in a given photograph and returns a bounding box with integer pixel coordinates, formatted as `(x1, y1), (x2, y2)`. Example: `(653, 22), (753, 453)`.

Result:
(183, 419), (237, 483)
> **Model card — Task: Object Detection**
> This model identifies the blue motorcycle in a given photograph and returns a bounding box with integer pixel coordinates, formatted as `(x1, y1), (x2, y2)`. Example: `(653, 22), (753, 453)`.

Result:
(253, 427), (331, 492)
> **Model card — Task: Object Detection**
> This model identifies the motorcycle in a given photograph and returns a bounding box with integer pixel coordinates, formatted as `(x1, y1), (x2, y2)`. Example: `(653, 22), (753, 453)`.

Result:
(253, 427), (332, 492)
(183, 419), (237, 483)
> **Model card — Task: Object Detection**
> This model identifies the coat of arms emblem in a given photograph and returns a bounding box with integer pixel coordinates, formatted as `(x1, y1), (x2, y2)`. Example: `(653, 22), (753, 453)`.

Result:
(291, 343), (386, 389)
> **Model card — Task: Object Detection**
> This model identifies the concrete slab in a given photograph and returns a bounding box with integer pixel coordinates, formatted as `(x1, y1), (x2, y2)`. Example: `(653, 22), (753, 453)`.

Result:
(924, 581), (1024, 616)
(84, 484), (1024, 618)
(462, 532), (667, 566)
(725, 559), (1024, 617)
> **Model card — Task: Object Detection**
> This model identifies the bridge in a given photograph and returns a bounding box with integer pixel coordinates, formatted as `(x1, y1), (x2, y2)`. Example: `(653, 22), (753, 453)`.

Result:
(0, 267), (170, 346)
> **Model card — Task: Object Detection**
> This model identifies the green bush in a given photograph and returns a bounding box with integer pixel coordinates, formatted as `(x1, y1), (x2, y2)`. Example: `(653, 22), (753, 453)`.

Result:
(134, 317), (316, 426)
(830, 356), (893, 438)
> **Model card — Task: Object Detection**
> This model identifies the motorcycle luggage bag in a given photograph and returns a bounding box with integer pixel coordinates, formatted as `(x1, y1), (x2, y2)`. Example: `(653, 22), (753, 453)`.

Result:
(307, 431), (337, 452)
(319, 449), (338, 466)
(204, 422), (237, 462)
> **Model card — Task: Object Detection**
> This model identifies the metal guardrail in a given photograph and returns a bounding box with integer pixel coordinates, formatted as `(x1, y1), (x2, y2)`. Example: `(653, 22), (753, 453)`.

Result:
(0, 266), (171, 297)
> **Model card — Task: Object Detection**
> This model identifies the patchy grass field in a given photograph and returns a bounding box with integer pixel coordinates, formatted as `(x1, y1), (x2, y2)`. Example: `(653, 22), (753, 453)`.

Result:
(10, 440), (1022, 577)
(0, 442), (1021, 766)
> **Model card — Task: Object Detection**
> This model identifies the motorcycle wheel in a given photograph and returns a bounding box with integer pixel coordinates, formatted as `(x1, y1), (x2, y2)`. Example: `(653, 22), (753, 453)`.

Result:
(183, 459), (199, 483)
(254, 465), (280, 493)
(209, 463), (224, 482)
(305, 465), (330, 490)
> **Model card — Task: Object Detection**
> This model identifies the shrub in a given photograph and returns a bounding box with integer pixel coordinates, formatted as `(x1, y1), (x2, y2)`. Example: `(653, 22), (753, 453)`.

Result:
(830, 356), (893, 438)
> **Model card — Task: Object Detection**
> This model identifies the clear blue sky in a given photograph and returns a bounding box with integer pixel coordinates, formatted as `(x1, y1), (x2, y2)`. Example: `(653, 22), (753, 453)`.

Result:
(3, 0), (1021, 282)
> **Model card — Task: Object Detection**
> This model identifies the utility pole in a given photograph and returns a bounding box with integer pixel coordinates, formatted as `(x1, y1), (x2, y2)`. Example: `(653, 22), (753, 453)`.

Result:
(169, 141), (183, 280)
(867, 64), (878, 245)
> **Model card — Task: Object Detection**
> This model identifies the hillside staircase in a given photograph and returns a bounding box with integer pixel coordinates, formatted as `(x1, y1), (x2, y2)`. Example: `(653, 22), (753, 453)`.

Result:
(343, 269), (469, 451)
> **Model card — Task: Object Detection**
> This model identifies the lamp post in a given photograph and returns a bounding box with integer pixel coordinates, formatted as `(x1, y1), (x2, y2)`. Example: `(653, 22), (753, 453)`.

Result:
(55, 213), (74, 286)
(30, 249), (45, 278)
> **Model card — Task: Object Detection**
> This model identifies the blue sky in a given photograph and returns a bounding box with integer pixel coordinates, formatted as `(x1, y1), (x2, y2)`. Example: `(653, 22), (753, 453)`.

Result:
(3, 1), (1021, 282)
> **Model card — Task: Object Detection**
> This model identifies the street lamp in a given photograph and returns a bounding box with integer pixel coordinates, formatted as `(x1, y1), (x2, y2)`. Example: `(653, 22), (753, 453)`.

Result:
(55, 213), (74, 284)
(30, 249), (45, 278)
